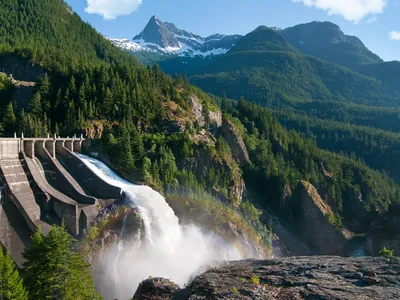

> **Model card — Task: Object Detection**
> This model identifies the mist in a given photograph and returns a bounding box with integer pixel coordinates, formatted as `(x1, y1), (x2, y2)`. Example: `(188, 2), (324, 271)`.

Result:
(77, 154), (255, 300)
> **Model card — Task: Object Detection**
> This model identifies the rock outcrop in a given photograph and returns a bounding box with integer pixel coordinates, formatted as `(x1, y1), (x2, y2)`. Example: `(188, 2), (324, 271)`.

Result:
(190, 94), (222, 131)
(192, 145), (245, 204)
(220, 118), (250, 167)
(366, 210), (400, 256)
(209, 109), (222, 129)
(84, 206), (143, 265)
(133, 278), (180, 300)
(190, 96), (206, 127)
(290, 181), (350, 255)
(0, 53), (45, 82)
(84, 121), (105, 139)
(133, 256), (400, 299)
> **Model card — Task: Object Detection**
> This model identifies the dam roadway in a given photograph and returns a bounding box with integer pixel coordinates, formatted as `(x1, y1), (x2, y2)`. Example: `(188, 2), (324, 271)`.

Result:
(0, 135), (122, 266)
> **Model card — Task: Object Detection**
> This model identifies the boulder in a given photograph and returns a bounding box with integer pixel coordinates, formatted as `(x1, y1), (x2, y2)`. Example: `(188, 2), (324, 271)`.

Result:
(133, 278), (179, 300)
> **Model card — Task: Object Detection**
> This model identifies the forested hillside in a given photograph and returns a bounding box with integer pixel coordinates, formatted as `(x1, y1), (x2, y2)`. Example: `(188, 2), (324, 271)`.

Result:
(0, 0), (398, 231)
(0, 0), (138, 73)
(0, 0), (399, 285)
(191, 26), (399, 108)
(282, 21), (383, 69)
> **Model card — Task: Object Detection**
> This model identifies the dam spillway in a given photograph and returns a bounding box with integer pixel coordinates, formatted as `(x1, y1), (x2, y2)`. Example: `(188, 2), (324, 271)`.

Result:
(0, 135), (122, 266)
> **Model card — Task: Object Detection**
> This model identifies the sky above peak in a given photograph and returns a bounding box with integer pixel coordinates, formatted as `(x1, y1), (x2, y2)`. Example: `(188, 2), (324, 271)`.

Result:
(66, 0), (400, 61)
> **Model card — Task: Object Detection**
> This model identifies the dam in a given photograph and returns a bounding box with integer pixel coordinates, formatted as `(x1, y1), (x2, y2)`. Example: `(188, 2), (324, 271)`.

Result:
(0, 135), (122, 266)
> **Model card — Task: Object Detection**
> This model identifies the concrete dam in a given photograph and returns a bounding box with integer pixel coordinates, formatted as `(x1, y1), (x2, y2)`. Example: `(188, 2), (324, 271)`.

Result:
(0, 136), (122, 266)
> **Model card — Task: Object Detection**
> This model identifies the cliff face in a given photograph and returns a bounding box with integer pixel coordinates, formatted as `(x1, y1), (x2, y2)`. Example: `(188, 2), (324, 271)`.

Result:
(83, 206), (143, 265)
(0, 53), (45, 82)
(366, 212), (400, 256)
(220, 118), (250, 167)
(289, 181), (350, 255)
(189, 145), (245, 204)
(133, 256), (400, 300)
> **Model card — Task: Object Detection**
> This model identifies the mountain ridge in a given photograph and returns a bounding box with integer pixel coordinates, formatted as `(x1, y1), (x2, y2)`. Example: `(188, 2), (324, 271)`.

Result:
(109, 15), (242, 58)
(282, 21), (384, 69)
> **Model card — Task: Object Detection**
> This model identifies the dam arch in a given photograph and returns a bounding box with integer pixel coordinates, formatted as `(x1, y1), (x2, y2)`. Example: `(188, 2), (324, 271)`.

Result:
(0, 135), (121, 265)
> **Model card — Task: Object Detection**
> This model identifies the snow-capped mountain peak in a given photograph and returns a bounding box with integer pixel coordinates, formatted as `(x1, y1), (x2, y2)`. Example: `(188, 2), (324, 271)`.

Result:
(108, 16), (242, 58)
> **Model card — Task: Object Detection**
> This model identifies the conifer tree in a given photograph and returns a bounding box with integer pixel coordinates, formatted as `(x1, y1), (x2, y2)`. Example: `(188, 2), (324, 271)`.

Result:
(0, 249), (28, 300)
(3, 102), (16, 135)
(38, 73), (50, 98)
(22, 225), (101, 300)
(28, 92), (42, 118)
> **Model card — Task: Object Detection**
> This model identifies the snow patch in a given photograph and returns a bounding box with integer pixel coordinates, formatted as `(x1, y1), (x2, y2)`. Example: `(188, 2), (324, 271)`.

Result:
(108, 19), (241, 58)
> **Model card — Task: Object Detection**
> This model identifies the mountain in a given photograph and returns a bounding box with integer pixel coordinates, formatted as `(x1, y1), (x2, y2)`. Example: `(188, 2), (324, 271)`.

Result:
(190, 26), (397, 107)
(112, 18), (400, 104)
(108, 16), (242, 58)
(282, 21), (383, 69)
(280, 22), (400, 92)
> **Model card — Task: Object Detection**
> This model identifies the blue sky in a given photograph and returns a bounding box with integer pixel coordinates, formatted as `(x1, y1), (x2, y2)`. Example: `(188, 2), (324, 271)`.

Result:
(66, 0), (400, 61)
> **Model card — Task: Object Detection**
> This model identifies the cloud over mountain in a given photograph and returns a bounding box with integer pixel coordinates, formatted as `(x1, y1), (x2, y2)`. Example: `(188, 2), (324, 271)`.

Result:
(292, 0), (387, 23)
(85, 0), (143, 20)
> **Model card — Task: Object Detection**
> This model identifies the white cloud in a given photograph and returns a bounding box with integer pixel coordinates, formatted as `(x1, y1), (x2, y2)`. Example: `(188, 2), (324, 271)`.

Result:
(85, 0), (143, 20)
(389, 31), (400, 40)
(292, 0), (387, 23)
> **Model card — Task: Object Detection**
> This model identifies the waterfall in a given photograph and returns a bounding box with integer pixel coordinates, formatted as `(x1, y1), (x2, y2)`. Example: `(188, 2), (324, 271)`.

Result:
(76, 154), (251, 300)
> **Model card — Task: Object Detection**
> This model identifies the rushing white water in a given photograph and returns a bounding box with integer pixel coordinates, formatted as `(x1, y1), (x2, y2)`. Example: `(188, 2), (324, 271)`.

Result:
(76, 154), (251, 300)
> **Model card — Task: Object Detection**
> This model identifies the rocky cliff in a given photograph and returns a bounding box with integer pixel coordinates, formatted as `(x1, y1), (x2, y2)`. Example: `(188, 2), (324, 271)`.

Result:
(82, 205), (143, 265)
(0, 53), (45, 82)
(133, 256), (400, 299)
(366, 208), (400, 256)
(220, 118), (250, 167)
(289, 181), (351, 255)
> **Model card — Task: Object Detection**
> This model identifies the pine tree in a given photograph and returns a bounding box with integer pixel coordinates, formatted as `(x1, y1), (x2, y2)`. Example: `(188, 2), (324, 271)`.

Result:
(131, 127), (144, 163)
(141, 157), (152, 182)
(115, 123), (135, 172)
(3, 102), (16, 135)
(0, 249), (28, 300)
(22, 225), (101, 300)
(28, 92), (42, 117)
(38, 73), (50, 98)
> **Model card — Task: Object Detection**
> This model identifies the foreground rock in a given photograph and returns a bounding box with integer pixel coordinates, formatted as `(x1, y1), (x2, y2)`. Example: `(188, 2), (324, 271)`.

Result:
(133, 256), (400, 299)
(133, 278), (180, 300)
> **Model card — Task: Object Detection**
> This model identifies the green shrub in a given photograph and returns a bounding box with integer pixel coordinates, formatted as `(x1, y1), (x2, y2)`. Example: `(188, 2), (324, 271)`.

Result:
(250, 275), (260, 285)
(379, 246), (394, 257)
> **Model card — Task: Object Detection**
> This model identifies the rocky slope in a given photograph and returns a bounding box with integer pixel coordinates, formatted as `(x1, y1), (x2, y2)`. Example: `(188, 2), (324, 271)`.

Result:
(133, 256), (400, 299)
